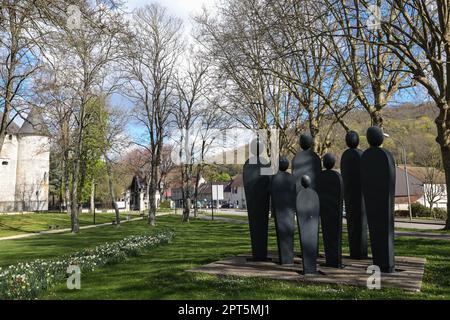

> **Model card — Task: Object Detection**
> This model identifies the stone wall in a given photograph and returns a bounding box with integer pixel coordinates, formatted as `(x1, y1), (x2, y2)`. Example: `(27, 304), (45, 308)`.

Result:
(14, 134), (50, 211)
(0, 134), (19, 204)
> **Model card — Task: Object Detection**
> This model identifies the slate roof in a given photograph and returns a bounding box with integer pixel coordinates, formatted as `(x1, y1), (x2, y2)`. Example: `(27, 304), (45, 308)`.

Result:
(1, 110), (49, 136)
(0, 112), (21, 134)
(230, 175), (243, 188)
(18, 109), (49, 136)
(403, 166), (446, 184)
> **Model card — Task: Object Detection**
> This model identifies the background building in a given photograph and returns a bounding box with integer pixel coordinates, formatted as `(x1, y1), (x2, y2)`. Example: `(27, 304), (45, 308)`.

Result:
(0, 110), (50, 212)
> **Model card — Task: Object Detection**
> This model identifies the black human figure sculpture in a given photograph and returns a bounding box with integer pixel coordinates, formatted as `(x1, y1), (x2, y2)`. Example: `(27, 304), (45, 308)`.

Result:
(316, 153), (343, 268)
(271, 157), (296, 265)
(296, 175), (320, 274)
(361, 126), (396, 273)
(341, 131), (368, 259)
(292, 134), (322, 193)
(243, 138), (271, 261)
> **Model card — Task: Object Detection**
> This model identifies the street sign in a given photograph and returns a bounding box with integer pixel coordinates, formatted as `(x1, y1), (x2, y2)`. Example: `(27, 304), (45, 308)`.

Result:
(211, 184), (224, 200)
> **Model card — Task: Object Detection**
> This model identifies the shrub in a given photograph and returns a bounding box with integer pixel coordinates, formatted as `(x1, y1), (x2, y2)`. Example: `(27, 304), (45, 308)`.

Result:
(395, 210), (410, 218)
(432, 208), (448, 221)
(159, 200), (171, 209)
(0, 230), (174, 300)
(411, 203), (430, 217)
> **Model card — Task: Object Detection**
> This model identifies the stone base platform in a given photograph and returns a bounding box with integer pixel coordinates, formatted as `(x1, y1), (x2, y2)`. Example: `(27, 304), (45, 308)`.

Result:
(188, 252), (426, 292)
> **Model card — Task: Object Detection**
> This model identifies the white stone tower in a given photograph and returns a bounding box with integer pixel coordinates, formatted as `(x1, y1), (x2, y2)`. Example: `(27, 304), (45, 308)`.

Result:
(0, 120), (20, 211)
(15, 109), (50, 211)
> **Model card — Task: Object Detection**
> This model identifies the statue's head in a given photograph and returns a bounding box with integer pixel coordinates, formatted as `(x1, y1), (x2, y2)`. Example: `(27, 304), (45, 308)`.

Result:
(366, 126), (384, 147)
(299, 133), (313, 150)
(301, 175), (311, 188)
(345, 131), (360, 149)
(323, 153), (336, 170)
(279, 156), (289, 172)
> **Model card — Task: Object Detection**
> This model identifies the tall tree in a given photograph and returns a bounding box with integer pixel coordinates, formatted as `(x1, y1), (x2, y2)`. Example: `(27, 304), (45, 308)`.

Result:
(379, 0), (450, 228)
(123, 3), (184, 225)
(173, 55), (209, 222)
(323, 0), (409, 128)
(100, 104), (130, 225)
(0, 0), (45, 153)
(39, 1), (127, 232)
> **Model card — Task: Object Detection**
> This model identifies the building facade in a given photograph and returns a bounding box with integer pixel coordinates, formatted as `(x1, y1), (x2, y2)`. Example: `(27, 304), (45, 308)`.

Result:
(0, 110), (50, 212)
(224, 175), (246, 209)
(125, 175), (161, 212)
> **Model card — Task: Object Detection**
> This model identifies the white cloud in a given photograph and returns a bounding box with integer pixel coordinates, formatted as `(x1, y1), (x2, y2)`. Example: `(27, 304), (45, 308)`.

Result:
(124, 0), (216, 21)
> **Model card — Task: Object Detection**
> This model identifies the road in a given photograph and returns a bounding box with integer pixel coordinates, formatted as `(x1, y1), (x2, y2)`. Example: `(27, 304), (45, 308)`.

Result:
(211, 209), (445, 230)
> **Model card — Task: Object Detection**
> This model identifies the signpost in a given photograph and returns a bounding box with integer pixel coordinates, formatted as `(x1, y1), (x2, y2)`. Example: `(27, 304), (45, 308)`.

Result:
(211, 184), (224, 221)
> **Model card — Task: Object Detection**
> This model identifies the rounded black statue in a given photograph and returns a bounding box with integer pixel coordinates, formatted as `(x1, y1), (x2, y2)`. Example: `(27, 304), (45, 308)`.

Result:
(316, 153), (343, 268)
(296, 175), (320, 274)
(292, 134), (322, 193)
(341, 131), (368, 259)
(361, 126), (396, 273)
(243, 138), (271, 261)
(271, 157), (296, 265)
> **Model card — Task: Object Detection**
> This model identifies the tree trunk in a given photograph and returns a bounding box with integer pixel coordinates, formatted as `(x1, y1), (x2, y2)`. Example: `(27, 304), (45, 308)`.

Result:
(105, 157), (120, 225)
(181, 162), (192, 222)
(148, 178), (157, 226)
(309, 118), (320, 153)
(70, 138), (82, 233)
(193, 165), (202, 218)
(433, 101), (450, 230)
(64, 162), (72, 217)
(70, 180), (80, 233)
(183, 197), (191, 222)
(90, 178), (95, 214)
(59, 175), (64, 213)
(370, 109), (384, 128)
(0, 19), (17, 154)
(441, 145), (450, 230)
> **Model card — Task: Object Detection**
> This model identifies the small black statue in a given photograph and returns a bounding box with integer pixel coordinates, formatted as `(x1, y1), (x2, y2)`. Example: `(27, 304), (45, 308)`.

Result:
(271, 157), (296, 265)
(292, 134), (322, 193)
(243, 138), (271, 261)
(361, 126), (396, 273)
(296, 175), (320, 274)
(316, 153), (343, 268)
(341, 131), (368, 259)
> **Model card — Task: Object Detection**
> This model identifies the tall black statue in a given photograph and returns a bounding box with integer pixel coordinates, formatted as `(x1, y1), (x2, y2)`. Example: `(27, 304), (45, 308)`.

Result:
(361, 126), (396, 273)
(341, 131), (368, 259)
(243, 138), (271, 261)
(271, 157), (296, 265)
(316, 153), (343, 268)
(296, 175), (320, 274)
(292, 134), (322, 193)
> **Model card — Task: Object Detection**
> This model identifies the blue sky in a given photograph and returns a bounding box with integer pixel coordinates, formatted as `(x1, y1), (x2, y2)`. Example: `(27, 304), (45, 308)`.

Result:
(113, 0), (429, 143)
(113, 0), (217, 141)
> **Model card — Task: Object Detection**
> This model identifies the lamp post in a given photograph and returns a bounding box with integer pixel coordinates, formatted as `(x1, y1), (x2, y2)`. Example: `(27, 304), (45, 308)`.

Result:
(384, 133), (413, 220)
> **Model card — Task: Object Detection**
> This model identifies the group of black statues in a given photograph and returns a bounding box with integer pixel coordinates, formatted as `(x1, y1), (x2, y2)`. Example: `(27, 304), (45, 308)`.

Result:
(243, 126), (396, 274)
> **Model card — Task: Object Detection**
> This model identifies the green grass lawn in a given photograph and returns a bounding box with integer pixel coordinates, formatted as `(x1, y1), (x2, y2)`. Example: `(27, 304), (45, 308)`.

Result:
(0, 212), (144, 238)
(1, 214), (449, 299)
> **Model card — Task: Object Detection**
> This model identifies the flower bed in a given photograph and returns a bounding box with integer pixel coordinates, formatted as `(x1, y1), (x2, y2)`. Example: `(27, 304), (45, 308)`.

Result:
(0, 230), (174, 300)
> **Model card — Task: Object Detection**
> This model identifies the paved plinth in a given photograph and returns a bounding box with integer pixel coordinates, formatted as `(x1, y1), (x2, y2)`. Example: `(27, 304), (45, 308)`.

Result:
(188, 251), (426, 292)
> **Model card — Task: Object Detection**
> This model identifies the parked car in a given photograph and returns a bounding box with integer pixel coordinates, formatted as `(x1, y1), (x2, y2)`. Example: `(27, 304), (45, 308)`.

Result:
(221, 203), (230, 209)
